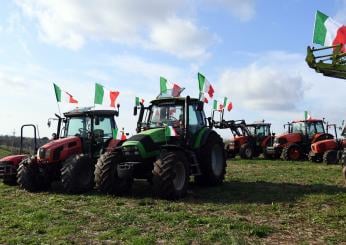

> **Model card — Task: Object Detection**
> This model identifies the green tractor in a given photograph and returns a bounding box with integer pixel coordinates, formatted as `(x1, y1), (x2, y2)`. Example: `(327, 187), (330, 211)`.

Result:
(94, 95), (226, 199)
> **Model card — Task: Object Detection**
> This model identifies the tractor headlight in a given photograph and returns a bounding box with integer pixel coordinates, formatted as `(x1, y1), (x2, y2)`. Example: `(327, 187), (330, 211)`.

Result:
(37, 148), (51, 160)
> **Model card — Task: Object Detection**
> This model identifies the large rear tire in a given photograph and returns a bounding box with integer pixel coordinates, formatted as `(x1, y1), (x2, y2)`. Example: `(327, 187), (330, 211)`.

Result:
(281, 143), (302, 161)
(195, 133), (226, 186)
(152, 150), (189, 200)
(239, 143), (254, 159)
(94, 152), (132, 195)
(323, 150), (338, 165)
(61, 154), (94, 194)
(17, 158), (47, 192)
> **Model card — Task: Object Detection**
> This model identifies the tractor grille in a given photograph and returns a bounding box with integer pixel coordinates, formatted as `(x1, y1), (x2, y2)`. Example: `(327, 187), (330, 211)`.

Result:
(0, 162), (16, 177)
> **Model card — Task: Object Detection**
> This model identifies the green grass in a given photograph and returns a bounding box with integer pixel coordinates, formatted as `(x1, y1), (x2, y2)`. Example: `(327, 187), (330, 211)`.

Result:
(0, 157), (345, 244)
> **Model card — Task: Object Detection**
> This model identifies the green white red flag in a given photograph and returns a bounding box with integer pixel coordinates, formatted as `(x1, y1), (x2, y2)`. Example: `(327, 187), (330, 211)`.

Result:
(213, 100), (224, 111)
(165, 126), (178, 137)
(94, 83), (120, 108)
(313, 10), (346, 52)
(135, 97), (144, 106)
(53, 83), (78, 104)
(198, 72), (214, 103)
(160, 77), (182, 97)
(304, 111), (312, 120)
(223, 97), (233, 111)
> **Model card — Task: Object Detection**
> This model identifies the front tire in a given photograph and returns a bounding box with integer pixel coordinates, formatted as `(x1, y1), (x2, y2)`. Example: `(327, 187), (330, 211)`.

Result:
(61, 154), (94, 194)
(94, 152), (132, 195)
(152, 150), (189, 200)
(308, 151), (322, 163)
(17, 158), (47, 192)
(239, 143), (254, 159)
(195, 133), (226, 186)
(281, 143), (302, 161)
(323, 150), (338, 164)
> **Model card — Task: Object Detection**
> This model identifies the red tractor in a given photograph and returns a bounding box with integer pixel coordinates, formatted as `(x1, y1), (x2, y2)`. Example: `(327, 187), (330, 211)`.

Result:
(17, 107), (122, 193)
(265, 119), (333, 161)
(0, 124), (38, 185)
(309, 123), (346, 164)
(216, 119), (273, 159)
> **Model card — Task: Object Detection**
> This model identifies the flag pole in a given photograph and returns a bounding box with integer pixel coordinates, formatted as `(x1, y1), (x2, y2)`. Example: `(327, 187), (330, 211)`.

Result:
(57, 102), (62, 116)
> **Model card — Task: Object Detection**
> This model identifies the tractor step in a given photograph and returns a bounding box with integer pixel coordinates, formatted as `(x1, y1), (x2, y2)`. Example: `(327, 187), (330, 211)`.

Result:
(187, 151), (201, 176)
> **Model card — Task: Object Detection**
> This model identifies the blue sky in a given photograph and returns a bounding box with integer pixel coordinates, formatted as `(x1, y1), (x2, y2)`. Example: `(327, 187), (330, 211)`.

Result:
(0, 0), (345, 138)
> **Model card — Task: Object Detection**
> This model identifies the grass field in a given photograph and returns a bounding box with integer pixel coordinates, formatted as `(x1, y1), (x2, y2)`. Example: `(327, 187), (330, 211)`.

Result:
(0, 157), (345, 244)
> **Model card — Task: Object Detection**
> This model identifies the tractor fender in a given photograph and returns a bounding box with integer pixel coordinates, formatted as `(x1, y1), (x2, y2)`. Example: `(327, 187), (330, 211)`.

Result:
(196, 128), (224, 150)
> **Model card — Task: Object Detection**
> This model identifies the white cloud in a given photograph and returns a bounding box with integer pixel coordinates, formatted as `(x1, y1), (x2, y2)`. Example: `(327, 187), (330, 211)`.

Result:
(110, 54), (183, 81)
(205, 0), (256, 21)
(148, 17), (217, 59)
(220, 62), (305, 111)
(14, 0), (217, 59)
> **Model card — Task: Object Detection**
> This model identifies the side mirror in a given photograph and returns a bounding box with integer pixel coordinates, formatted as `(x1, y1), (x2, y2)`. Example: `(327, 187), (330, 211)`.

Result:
(134, 106), (138, 116)
(47, 119), (51, 128)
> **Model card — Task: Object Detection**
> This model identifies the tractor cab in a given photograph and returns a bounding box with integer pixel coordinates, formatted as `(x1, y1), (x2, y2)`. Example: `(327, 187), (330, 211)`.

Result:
(247, 122), (271, 142)
(289, 119), (327, 143)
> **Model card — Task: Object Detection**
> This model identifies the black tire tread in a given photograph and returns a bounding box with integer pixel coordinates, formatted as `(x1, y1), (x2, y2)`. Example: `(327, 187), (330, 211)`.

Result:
(152, 151), (188, 200)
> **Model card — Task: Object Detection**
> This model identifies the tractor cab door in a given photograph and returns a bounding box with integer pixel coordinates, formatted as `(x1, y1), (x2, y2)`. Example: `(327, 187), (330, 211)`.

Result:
(92, 116), (117, 158)
(188, 104), (206, 147)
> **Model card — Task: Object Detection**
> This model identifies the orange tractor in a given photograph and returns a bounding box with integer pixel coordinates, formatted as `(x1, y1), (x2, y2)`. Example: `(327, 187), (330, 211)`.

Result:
(217, 120), (273, 159)
(309, 123), (346, 164)
(265, 119), (333, 161)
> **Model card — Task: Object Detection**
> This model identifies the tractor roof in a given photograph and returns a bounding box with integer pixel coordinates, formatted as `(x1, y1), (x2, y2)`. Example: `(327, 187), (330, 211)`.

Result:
(247, 122), (271, 127)
(150, 96), (200, 105)
(292, 119), (323, 123)
(64, 107), (118, 117)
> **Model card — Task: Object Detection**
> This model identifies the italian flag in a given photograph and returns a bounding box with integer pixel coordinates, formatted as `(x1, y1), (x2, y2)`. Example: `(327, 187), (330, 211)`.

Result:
(160, 77), (182, 97)
(198, 72), (214, 103)
(304, 111), (312, 120)
(94, 83), (120, 108)
(165, 126), (178, 137)
(135, 97), (145, 106)
(213, 100), (224, 111)
(313, 10), (346, 52)
(223, 97), (233, 112)
(53, 83), (78, 104)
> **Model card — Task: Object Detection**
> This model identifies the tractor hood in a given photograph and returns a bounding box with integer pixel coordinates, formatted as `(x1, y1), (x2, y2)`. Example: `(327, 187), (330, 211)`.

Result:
(37, 136), (82, 162)
(122, 128), (166, 158)
(0, 155), (27, 166)
(311, 139), (337, 154)
(233, 136), (248, 146)
(275, 133), (302, 145)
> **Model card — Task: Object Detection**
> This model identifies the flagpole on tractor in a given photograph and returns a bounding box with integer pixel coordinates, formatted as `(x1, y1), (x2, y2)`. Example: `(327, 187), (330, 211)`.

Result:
(57, 102), (62, 116)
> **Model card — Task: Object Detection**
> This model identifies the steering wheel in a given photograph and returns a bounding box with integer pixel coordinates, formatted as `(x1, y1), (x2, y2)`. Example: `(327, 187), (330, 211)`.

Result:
(78, 128), (88, 136)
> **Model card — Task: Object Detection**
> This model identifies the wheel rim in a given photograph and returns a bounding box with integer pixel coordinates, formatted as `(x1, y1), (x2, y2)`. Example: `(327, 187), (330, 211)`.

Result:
(289, 147), (300, 160)
(172, 160), (186, 191)
(211, 144), (224, 176)
(245, 147), (252, 158)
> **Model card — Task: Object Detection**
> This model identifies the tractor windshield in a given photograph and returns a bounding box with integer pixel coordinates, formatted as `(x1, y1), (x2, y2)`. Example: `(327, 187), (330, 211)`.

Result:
(291, 121), (325, 135)
(65, 117), (91, 138)
(148, 105), (183, 128)
(248, 125), (269, 137)
(291, 122), (305, 134)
